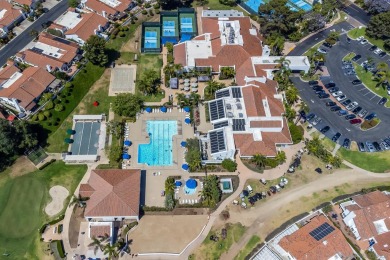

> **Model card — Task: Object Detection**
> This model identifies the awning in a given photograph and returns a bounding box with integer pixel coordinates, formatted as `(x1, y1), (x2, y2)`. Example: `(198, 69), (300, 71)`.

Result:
(186, 179), (197, 189)
(181, 141), (187, 147)
(145, 107), (152, 113)
(182, 164), (189, 171)
(160, 106), (167, 113)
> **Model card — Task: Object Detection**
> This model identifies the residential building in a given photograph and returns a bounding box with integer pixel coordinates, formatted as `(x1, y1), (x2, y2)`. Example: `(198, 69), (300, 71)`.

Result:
(81, 0), (136, 19)
(278, 215), (355, 260)
(0, 1), (27, 38)
(203, 80), (292, 162)
(0, 64), (56, 113)
(173, 10), (310, 85)
(79, 169), (141, 222)
(340, 190), (390, 259)
(51, 10), (109, 45)
(15, 32), (81, 72)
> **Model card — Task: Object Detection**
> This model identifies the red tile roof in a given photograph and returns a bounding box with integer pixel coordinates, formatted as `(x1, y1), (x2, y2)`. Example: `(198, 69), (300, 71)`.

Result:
(353, 190), (390, 207)
(38, 32), (79, 63)
(0, 2), (23, 30)
(250, 120), (281, 128)
(90, 225), (110, 238)
(173, 42), (186, 66)
(0, 66), (55, 110)
(0, 64), (20, 84)
(12, 0), (32, 6)
(373, 232), (390, 259)
(85, 0), (118, 16)
(80, 169), (141, 218)
(18, 49), (65, 71)
(279, 215), (354, 260)
(65, 12), (108, 42)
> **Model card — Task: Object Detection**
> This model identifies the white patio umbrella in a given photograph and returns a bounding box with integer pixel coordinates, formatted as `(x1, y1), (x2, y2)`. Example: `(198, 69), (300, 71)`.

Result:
(184, 82), (190, 87)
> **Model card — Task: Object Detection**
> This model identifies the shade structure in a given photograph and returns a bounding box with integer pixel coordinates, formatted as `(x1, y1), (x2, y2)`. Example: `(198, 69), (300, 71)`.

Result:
(182, 164), (189, 170)
(181, 141), (187, 147)
(122, 153), (130, 159)
(124, 140), (132, 146)
(185, 118), (191, 124)
(184, 78), (190, 83)
(191, 82), (197, 87)
(184, 86), (190, 91)
(175, 181), (182, 187)
(160, 106), (167, 113)
(186, 179), (197, 189)
(145, 107), (152, 113)
(64, 138), (74, 144)
(184, 82), (190, 87)
(183, 106), (190, 113)
(67, 129), (75, 135)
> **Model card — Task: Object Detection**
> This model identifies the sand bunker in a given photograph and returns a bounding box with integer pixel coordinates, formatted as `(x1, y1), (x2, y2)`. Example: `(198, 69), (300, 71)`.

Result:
(45, 186), (69, 216)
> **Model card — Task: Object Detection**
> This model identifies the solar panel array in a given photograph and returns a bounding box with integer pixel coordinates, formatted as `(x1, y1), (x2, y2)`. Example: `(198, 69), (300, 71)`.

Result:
(232, 87), (242, 98)
(216, 89), (230, 99)
(232, 119), (246, 131)
(210, 130), (226, 153)
(309, 223), (335, 241)
(214, 120), (229, 129)
(209, 99), (225, 121)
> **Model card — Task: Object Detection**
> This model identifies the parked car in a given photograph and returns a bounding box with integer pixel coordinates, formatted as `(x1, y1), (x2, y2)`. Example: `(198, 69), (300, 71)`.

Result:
(312, 117), (322, 126)
(332, 91), (343, 97)
(318, 93), (330, 99)
(313, 85), (323, 91)
(342, 99), (352, 106)
(345, 114), (356, 120)
(379, 52), (386, 57)
(366, 141), (376, 152)
(365, 113), (377, 121)
(378, 97), (387, 106)
(332, 132), (341, 142)
(315, 90), (326, 95)
(330, 106), (341, 112)
(315, 167), (323, 174)
(352, 80), (362, 85)
(325, 82), (336, 88)
(358, 109), (368, 118)
(360, 39), (368, 45)
(343, 138), (350, 148)
(347, 37), (351, 43)
(352, 106), (362, 114)
(387, 85), (390, 95)
(373, 142), (382, 151)
(317, 48), (328, 54)
(320, 126), (330, 133)
(358, 142), (366, 152)
(307, 113), (316, 121)
(369, 45), (377, 51)
(329, 87), (339, 93)
(309, 80), (318, 85)
(351, 54), (361, 61)
(337, 95), (347, 101)
(323, 42), (333, 48)
(326, 101), (336, 106)
(350, 118), (362, 124)
(346, 101), (358, 111)
(374, 48), (383, 55)
(381, 141), (390, 150)
(338, 110), (348, 116)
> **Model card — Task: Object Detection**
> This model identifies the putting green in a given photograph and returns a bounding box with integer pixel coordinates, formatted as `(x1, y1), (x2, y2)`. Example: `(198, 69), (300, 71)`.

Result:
(0, 176), (44, 238)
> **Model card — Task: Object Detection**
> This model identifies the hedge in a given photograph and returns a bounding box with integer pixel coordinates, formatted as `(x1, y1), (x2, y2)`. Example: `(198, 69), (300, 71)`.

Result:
(39, 159), (56, 170)
(142, 206), (171, 212)
(39, 214), (65, 234)
(54, 240), (65, 258)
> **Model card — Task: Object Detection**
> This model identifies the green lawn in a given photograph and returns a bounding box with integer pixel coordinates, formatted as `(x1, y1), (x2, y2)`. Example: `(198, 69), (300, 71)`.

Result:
(303, 41), (324, 56)
(347, 27), (386, 51)
(196, 223), (246, 259)
(321, 137), (337, 152)
(343, 52), (356, 61)
(0, 162), (86, 259)
(337, 148), (390, 173)
(193, 0), (247, 12)
(106, 22), (141, 50)
(137, 54), (164, 102)
(234, 235), (261, 260)
(353, 63), (389, 106)
(117, 52), (137, 65)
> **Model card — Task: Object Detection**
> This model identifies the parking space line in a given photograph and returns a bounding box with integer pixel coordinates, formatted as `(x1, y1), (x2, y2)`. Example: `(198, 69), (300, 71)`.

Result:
(358, 88), (366, 91)
(370, 95), (378, 100)
(363, 92), (371, 96)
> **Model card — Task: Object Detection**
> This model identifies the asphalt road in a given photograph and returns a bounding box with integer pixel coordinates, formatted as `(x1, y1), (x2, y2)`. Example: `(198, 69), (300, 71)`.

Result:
(343, 3), (371, 25)
(288, 21), (354, 56)
(0, 0), (68, 67)
(292, 34), (390, 146)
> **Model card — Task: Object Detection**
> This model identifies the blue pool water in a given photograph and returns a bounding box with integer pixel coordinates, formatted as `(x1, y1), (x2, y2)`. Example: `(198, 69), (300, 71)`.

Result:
(138, 121), (178, 166)
(243, 0), (312, 13)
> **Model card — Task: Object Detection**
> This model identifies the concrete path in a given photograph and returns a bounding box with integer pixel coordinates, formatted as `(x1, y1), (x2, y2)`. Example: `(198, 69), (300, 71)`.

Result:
(332, 144), (341, 156)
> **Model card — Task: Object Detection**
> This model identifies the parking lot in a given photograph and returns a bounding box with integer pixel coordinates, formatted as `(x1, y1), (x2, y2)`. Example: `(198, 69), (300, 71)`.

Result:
(291, 33), (390, 152)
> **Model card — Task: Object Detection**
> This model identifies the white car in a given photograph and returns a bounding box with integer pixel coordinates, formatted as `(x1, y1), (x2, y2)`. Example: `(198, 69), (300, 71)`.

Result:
(374, 48), (383, 55)
(317, 48), (328, 54)
(357, 36), (364, 41)
(332, 91), (343, 97)
(346, 101), (358, 111)
(312, 117), (322, 126)
(336, 95), (347, 101)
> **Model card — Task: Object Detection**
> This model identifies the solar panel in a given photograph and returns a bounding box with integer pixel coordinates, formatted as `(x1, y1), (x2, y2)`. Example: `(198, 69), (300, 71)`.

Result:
(209, 130), (226, 153)
(232, 87), (242, 98)
(214, 121), (228, 129)
(309, 223), (335, 241)
(232, 119), (246, 131)
(216, 89), (230, 99)
(209, 99), (225, 121)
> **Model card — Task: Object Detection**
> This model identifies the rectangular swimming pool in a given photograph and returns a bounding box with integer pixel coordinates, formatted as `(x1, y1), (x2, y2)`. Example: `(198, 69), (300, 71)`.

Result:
(243, 0), (312, 13)
(138, 121), (178, 166)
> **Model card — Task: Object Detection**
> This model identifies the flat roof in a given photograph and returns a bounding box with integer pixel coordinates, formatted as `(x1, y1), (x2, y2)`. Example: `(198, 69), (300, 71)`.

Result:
(185, 39), (212, 67)
(202, 10), (244, 17)
(56, 11), (82, 29)
(73, 114), (104, 120)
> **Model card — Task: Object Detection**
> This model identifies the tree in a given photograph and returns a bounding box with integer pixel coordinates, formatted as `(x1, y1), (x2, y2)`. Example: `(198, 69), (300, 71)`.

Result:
(364, 0), (390, 14)
(284, 104), (297, 122)
(285, 86), (299, 104)
(165, 177), (175, 194)
(83, 35), (108, 66)
(30, 29), (38, 38)
(275, 151), (287, 164)
(221, 159), (237, 172)
(384, 39), (390, 51)
(200, 175), (221, 207)
(220, 67), (235, 79)
(376, 62), (389, 72)
(137, 69), (160, 95)
(176, 92), (188, 106)
(219, 0), (236, 6)
(302, 12), (326, 33)
(109, 145), (122, 164)
(252, 154), (266, 168)
(89, 237), (104, 255)
(68, 0), (80, 8)
(112, 93), (143, 117)
(46, 100), (54, 110)
(374, 69), (390, 89)
(195, 0), (209, 5)
(103, 243), (119, 260)
(298, 101), (309, 114)
(366, 11), (390, 39)
(106, 121), (123, 139)
(189, 92), (201, 106)
(69, 194), (89, 208)
(289, 122), (304, 144)
(185, 138), (202, 171)
(54, 103), (64, 112)
(265, 33), (285, 55)
(204, 80), (225, 100)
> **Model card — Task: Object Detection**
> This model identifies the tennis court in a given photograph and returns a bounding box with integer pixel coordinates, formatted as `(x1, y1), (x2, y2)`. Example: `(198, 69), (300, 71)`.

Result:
(163, 21), (176, 36)
(26, 147), (48, 165)
(289, 0), (312, 11)
(144, 31), (158, 49)
(180, 17), (193, 33)
(70, 121), (101, 155)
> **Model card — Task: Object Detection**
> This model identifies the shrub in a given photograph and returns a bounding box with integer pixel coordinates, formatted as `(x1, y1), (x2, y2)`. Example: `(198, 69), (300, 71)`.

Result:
(31, 114), (38, 121)
(43, 111), (51, 118)
(220, 210), (230, 220)
(54, 104), (64, 112)
(221, 159), (237, 172)
(153, 3), (160, 8)
(148, 9), (154, 16)
(265, 158), (279, 168)
(119, 31), (125, 37)
(289, 122), (304, 144)
(55, 240), (65, 258)
(144, 2), (151, 8)
(38, 112), (46, 121)
(155, 9), (160, 14)
(141, 10), (147, 15)
(164, 193), (175, 210)
(45, 100), (54, 110)
(38, 159), (56, 170)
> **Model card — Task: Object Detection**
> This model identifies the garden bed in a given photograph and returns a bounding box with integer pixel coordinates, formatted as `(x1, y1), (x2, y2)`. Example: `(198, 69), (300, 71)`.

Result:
(361, 118), (381, 130)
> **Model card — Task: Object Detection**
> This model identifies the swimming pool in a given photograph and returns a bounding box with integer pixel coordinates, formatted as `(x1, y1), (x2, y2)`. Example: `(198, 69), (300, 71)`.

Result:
(243, 0), (312, 13)
(138, 120), (178, 166)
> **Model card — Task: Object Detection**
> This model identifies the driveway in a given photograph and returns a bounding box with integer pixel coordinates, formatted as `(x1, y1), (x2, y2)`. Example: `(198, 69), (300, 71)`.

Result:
(291, 34), (390, 145)
(343, 3), (371, 25)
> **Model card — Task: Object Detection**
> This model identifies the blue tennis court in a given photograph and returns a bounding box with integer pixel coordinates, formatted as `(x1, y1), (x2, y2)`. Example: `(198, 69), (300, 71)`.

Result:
(289, 0), (312, 11)
(180, 17), (193, 33)
(144, 31), (158, 49)
(70, 121), (100, 155)
(163, 21), (176, 36)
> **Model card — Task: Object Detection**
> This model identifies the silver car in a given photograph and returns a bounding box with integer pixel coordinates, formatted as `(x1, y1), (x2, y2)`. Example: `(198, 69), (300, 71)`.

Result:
(346, 101), (358, 111)
(365, 141), (376, 152)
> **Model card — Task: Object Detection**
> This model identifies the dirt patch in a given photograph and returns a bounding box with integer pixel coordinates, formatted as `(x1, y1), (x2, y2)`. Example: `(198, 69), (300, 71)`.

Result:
(9, 156), (36, 178)
(45, 186), (69, 216)
(68, 206), (84, 248)
(350, 141), (358, 151)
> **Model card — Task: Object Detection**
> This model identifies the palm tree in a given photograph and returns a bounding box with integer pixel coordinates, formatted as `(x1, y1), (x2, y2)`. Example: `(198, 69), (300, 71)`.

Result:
(275, 151), (287, 164)
(275, 57), (291, 69)
(175, 92), (186, 106)
(307, 137), (321, 155)
(285, 87), (299, 105)
(103, 243), (119, 260)
(376, 62), (389, 72)
(298, 101), (309, 114)
(284, 104), (297, 122)
(89, 236), (103, 255)
(69, 194), (89, 208)
(165, 177), (175, 194)
(374, 70), (390, 89)
(251, 154), (266, 169)
(189, 92), (201, 106)
(189, 156), (202, 171)
(204, 80), (224, 100)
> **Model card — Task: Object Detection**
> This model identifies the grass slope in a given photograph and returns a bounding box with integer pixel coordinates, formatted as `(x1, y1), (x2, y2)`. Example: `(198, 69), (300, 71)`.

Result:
(0, 162), (86, 259)
(337, 148), (390, 173)
(234, 235), (261, 260)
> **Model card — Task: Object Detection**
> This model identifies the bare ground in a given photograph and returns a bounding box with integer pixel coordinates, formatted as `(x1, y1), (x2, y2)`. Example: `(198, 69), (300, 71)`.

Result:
(9, 156), (36, 178)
